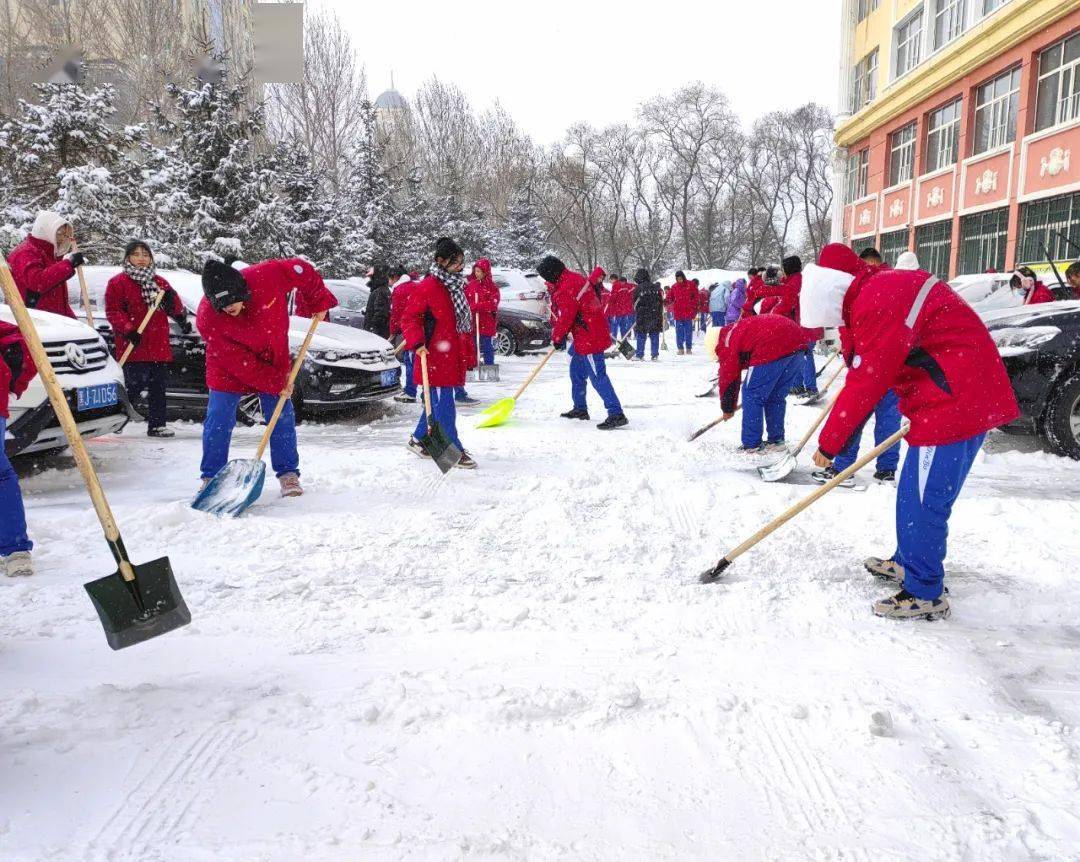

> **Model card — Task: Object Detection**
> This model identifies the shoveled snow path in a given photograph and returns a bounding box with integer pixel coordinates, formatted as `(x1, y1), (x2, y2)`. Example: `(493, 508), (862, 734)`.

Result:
(2, 343), (1080, 861)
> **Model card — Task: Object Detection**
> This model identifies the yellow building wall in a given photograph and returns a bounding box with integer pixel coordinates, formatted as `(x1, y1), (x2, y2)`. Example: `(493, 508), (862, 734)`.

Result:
(851, 2), (892, 99)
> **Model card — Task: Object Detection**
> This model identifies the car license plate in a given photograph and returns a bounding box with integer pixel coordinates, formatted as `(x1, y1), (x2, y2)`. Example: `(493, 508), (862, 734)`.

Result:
(381, 369), (399, 387)
(77, 382), (118, 412)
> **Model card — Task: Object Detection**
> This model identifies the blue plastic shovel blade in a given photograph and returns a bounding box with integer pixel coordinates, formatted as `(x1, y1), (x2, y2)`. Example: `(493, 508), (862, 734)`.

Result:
(191, 458), (266, 517)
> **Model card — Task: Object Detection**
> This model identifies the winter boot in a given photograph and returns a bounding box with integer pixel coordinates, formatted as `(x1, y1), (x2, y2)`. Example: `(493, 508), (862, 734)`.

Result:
(561, 408), (590, 420)
(394, 392), (416, 404)
(147, 426), (175, 438)
(737, 444), (764, 455)
(874, 470), (897, 484)
(597, 413), (629, 430)
(677, 349), (685, 356)
(650, 355), (659, 362)
(864, 556), (904, 583)
(811, 466), (856, 488)
(456, 394), (480, 406)
(761, 441), (788, 455)
(407, 436), (432, 458)
(872, 589), (951, 621)
(2, 551), (33, 578)
(455, 451), (478, 470)
(279, 473), (303, 497)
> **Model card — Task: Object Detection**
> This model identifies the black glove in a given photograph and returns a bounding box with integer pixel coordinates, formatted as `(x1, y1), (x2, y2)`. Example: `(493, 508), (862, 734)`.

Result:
(174, 316), (192, 334)
(552, 338), (566, 351)
(67, 252), (86, 269)
(2, 342), (23, 390)
(25, 291), (41, 309)
(126, 330), (142, 347)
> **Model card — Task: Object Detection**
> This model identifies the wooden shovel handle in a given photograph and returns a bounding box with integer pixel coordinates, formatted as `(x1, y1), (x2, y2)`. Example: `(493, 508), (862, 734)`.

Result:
(1, 258), (134, 579)
(512, 346), (557, 401)
(816, 349), (840, 378)
(790, 365), (846, 457)
(723, 425), (909, 565)
(118, 289), (166, 368)
(255, 312), (324, 461)
(419, 349), (434, 419)
(77, 266), (94, 328)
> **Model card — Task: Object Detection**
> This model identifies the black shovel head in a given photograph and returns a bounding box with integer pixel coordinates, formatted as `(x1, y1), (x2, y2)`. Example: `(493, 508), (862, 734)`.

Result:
(616, 338), (636, 360)
(84, 557), (191, 650)
(421, 420), (463, 474)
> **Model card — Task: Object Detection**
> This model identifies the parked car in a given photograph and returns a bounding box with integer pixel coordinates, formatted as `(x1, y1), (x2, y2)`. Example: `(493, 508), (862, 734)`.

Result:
(493, 267), (549, 318)
(321, 280), (368, 330)
(71, 266), (401, 423)
(983, 300), (1080, 459)
(2, 306), (134, 457)
(494, 306), (552, 357)
(951, 265), (1073, 314)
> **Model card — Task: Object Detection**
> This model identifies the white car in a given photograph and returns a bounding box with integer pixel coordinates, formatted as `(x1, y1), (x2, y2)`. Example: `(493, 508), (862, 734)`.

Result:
(492, 267), (549, 318)
(2, 306), (132, 457)
(949, 273), (1020, 314)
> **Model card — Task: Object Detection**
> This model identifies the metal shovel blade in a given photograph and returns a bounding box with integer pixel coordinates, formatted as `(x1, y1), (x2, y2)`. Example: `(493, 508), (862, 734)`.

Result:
(475, 396), (516, 429)
(421, 420), (463, 473)
(799, 390), (826, 407)
(84, 557), (191, 650)
(191, 458), (267, 517)
(478, 364), (500, 382)
(757, 452), (797, 483)
(616, 338), (636, 360)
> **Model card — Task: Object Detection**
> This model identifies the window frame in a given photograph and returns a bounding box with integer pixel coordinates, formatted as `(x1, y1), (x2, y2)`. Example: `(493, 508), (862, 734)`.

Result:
(888, 122), (918, 187)
(933, 0), (969, 51)
(846, 148), (870, 204)
(851, 48), (879, 113)
(894, 8), (924, 79)
(1035, 32), (1080, 133)
(925, 98), (962, 173)
(959, 207), (1009, 273)
(972, 67), (1021, 155)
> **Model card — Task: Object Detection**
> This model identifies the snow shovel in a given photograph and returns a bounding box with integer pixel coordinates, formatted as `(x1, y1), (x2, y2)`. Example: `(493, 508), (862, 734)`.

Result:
(475, 316), (500, 382)
(815, 349), (840, 379)
(192, 312), (325, 516)
(699, 425), (909, 584)
(688, 401), (742, 442)
(117, 288), (165, 368)
(799, 360), (844, 407)
(77, 265), (95, 328)
(0, 258), (189, 649)
(759, 383), (844, 483)
(696, 375), (719, 398)
(475, 346), (557, 429)
(418, 350), (462, 473)
(613, 324), (637, 360)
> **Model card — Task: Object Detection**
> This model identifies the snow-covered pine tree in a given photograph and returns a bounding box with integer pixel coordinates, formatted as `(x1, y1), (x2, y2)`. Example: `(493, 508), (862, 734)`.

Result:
(348, 100), (395, 269)
(385, 169), (435, 270)
(498, 185), (548, 269)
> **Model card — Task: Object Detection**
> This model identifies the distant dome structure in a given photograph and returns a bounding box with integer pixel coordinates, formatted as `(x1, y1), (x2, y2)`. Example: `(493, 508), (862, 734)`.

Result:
(374, 88), (407, 111)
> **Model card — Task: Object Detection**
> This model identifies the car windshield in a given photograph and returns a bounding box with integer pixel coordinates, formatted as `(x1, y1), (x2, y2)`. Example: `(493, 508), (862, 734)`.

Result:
(330, 284), (367, 310)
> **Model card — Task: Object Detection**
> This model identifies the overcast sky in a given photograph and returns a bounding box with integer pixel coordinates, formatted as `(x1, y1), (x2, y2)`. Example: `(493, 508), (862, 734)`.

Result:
(312, 0), (842, 144)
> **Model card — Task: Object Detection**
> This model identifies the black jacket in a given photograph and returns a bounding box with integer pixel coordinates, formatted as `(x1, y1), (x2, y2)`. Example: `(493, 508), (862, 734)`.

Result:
(633, 279), (664, 334)
(364, 285), (392, 339)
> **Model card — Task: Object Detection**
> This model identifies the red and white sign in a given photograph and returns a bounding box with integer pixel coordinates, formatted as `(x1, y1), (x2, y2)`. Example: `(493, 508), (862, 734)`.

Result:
(850, 194), (879, 239)
(1019, 120), (1080, 201)
(915, 167), (955, 224)
(880, 183), (912, 232)
(960, 145), (1013, 214)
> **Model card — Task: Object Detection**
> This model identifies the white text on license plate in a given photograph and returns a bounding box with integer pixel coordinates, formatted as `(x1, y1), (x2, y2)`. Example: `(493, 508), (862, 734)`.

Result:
(77, 382), (118, 412)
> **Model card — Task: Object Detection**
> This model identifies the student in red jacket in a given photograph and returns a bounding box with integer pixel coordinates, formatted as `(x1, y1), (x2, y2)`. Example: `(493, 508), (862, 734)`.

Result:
(389, 267), (418, 403)
(608, 275), (635, 339)
(105, 240), (191, 438)
(715, 315), (809, 452)
(539, 255), (627, 430)
(467, 258), (501, 366)
(196, 257), (338, 497)
(402, 237), (477, 468)
(669, 271), (699, 354)
(1012, 267), (1056, 304)
(6, 211), (84, 318)
(0, 319), (37, 577)
(804, 243), (1019, 621)
(697, 283), (711, 332)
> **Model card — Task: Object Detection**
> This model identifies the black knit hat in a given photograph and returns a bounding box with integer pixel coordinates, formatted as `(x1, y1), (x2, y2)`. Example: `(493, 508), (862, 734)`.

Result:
(675, 270), (686, 281)
(536, 255), (565, 283)
(634, 267), (651, 285)
(782, 255), (802, 276)
(123, 239), (153, 261)
(202, 259), (250, 311)
(434, 237), (464, 262)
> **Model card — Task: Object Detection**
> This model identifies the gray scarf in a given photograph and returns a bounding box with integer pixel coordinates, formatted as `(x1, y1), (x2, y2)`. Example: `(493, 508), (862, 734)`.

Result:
(429, 262), (472, 333)
(124, 261), (159, 307)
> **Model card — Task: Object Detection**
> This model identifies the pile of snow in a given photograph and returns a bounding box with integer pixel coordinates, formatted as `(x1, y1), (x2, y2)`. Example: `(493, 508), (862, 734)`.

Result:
(659, 268), (747, 289)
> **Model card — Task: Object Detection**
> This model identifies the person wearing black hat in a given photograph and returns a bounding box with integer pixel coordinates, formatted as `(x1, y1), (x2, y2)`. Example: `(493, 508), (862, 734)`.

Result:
(104, 240), (190, 437)
(632, 267), (663, 360)
(363, 264), (393, 339)
(196, 257), (338, 497)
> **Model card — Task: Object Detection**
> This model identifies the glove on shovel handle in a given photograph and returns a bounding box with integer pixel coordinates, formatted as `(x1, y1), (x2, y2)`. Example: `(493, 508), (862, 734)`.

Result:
(700, 425), (910, 583)
(118, 289), (166, 368)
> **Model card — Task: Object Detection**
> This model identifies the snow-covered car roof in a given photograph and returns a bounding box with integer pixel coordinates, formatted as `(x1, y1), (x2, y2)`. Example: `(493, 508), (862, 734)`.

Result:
(981, 299), (1080, 327)
(0, 304), (103, 340)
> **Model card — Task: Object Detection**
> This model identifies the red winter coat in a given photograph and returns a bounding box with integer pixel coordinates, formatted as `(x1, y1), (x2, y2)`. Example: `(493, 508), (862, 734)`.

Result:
(196, 258), (338, 395)
(550, 268), (613, 355)
(698, 288), (711, 314)
(740, 276), (777, 317)
(769, 273), (801, 320)
(608, 279), (635, 317)
(715, 315), (811, 413)
(1024, 280), (1056, 305)
(0, 321), (36, 419)
(105, 273), (184, 363)
(6, 236), (76, 318)
(816, 244), (1019, 455)
(390, 277), (416, 336)
(402, 274), (468, 387)
(669, 280), (699, 321)
(466, 259), (501, 337)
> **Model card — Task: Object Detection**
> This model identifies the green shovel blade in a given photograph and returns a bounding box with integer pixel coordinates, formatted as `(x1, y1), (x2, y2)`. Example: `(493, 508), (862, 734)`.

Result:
(475, 397), (516, 429)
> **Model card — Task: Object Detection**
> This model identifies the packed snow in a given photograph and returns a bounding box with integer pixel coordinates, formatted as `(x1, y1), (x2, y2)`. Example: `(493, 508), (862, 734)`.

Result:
(3, 341), (1080, 861)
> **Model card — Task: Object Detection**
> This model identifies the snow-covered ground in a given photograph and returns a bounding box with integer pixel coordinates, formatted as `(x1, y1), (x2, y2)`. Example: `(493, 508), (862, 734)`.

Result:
(3, 336), (1080, 861)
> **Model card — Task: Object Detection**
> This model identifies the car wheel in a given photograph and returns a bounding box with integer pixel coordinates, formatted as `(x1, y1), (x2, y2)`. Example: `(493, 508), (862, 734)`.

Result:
(495, 326), (516, 357)
(237, 394), (263, 427)
(1041, 371), (1080, 460)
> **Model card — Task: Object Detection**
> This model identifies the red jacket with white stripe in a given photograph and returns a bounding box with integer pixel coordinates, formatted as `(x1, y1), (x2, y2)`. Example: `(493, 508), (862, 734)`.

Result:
(608, 279), (636, 317)
(815, 244), (1018, 455)
(550, 268), (613, 355)
(714, 315), (811, 414)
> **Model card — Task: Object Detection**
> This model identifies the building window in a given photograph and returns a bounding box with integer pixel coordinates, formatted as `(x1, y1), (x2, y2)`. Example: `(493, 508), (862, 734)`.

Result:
(852, 236), (879, 257)
(888, 122), (917, 186)
(1019, 191), (1080, 263)
(926, 99), (962, 172)
(851, 49), (879, 113)
(880, 229), (911, 266)
(915, 220), (953, 278)
(857, 0), (881, 23)
(973, 68), (1020, 154)
(933, 0), (968, 50)
(982, 0), (1008, 14)
(846, 149), (869, 203)
(895, 10), (924, 78)
(1035, 33), (1080, 132)
(959, 208), (1009, 274)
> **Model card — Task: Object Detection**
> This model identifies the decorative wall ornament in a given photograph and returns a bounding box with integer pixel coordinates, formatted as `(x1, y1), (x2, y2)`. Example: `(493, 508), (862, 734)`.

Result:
(926, 186), (945, 208)
(1040, 147), (1071, 179)
(889, 198), (905, 219)
(859, 208), (873, 227)
(974, 169), (998, 196)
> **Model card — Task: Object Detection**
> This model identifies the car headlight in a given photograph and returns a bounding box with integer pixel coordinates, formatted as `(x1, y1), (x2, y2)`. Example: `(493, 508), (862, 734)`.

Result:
(991, 326), (1060, 353)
